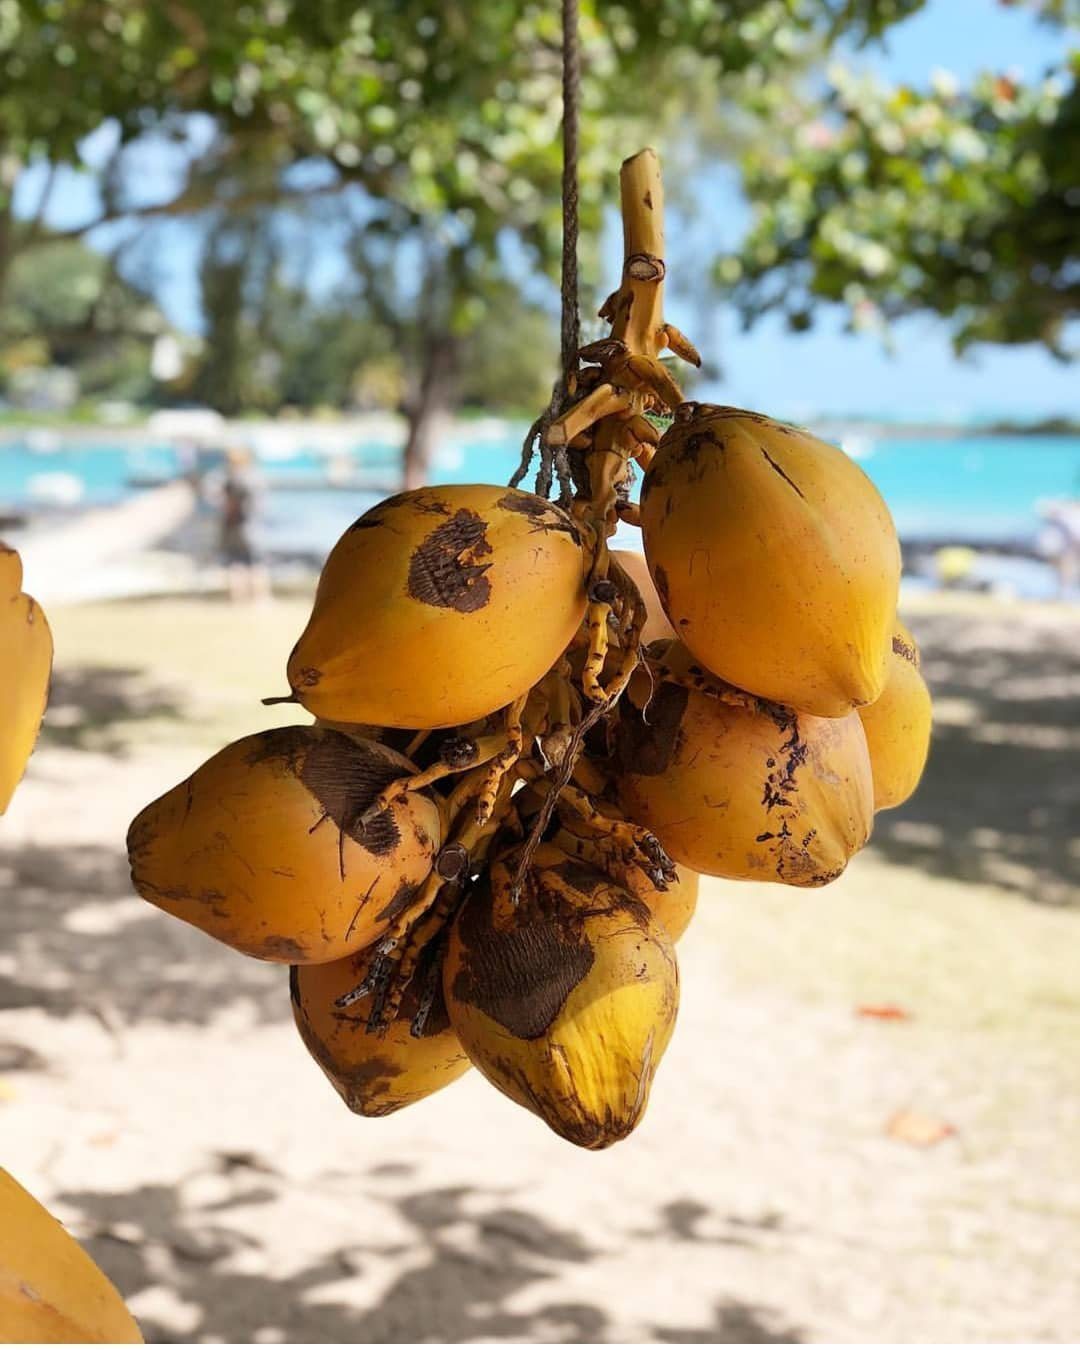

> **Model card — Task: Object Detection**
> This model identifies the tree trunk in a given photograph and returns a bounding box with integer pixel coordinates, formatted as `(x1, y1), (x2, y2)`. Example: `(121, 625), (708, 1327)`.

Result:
(402, 336), (457, 489)
(0, 212), (12, 308)
(0, 169), (16, 307)
(192, 217), (257, 416)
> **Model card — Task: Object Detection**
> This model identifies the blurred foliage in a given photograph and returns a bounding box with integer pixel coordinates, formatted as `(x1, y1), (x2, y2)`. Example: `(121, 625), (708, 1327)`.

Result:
(1, 0), (1075, 429)
(0, 237), (162, 400)
(719, 3), (1078, 354)
(0, 238), (160, 339)
(0, 0), (946, 291)
(1, 2), (926, 168)
(457, 289), (558, 414)
(178, 210), (557, 417)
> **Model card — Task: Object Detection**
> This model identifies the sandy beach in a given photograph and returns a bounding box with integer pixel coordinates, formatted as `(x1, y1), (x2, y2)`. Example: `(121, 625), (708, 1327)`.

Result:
(1, 590), (1078, 1343)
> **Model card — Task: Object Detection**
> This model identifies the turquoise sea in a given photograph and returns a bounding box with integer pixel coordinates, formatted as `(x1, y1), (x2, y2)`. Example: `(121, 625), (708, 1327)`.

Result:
(2, 428), (1079, 595)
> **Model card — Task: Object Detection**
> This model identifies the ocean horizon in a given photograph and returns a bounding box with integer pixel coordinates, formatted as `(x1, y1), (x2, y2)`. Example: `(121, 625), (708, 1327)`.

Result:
(3, 419), (1079, 601)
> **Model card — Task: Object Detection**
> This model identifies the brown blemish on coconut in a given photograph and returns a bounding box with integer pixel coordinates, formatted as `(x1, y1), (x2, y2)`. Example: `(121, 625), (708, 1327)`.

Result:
(452, 886), (594, 1040)
(760, 708), (808, 813)
(664, 426), (724, 469)
(331, 1053), (405, 1115)
(607, 894), (655, 930)
(892, 632), (919, 667)
(242, 725), (313, 769)
(374, 876), (420, 923)
(125, 808), (158, 861)
(488, 1042), (651, 1150)
(808, 864), (846, 887)
(130, 873), (230, 918)
(700, 405), (797, 433)
(495, 492), (583, 544)
(614, 681), (688, 777)
(299, 732), (409, 857)
(346, 491), (413, 530)
(292, 989), (404, 1114)
(407, 509), (493, 613)
(414, 494), (454, 517)
(552, 858), (607, 897)
(753, 707), (855, 885)
(652, 563), (670, 611)
(293, 966), (463, 1114)
(255, 933), (309, 962)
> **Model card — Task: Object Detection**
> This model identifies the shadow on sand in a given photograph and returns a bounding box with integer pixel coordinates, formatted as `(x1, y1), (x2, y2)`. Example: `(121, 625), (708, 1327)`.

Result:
(870, 609), (1078, 903)
(0, 842), (283, 1033)
(40, 664), (187, 756)
(63, 1168), (802, 1344)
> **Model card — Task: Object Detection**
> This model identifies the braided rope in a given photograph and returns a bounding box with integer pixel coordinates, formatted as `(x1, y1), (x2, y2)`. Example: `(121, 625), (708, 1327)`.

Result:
(509, 0), (580, 503)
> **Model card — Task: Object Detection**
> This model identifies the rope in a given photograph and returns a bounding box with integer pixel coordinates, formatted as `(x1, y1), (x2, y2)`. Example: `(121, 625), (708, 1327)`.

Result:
(559, 0), (581, 381)
(509, 0), (580, 502)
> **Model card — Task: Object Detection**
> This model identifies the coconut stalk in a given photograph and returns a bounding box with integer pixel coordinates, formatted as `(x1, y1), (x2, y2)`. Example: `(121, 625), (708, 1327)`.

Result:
(607, 147), (668, 359)
(549, 148), (695, 544)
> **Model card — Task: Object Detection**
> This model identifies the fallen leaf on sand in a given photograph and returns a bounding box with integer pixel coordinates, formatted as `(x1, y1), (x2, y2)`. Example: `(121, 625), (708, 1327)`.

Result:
(886, 1110), (956, 1147)
(857, 1004), (912, 1021)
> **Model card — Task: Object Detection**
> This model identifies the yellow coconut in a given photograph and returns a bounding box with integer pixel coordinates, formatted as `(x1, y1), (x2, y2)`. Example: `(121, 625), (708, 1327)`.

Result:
(0, 544), (53, 814)
(610, 548), (675, 645)
(0, 1167), (142, 1343)
(443, 844), (679, 1149)
(287, 485), (589, 728)
(1, 541), (22, 599)
(290, 959), (470, 1116)
(127, 727), (442, 963)
(552, 817), (698, 942)
(614, 642), (873, 886)
(633, 866), (699, 942)
(640, 405), (900, 716)
(858, 621), (933, 810)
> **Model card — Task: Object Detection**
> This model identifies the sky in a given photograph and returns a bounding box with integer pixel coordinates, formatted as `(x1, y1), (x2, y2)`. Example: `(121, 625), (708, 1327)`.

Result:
(13, 0), (1078, 425)
(670, 0), (1079, 424)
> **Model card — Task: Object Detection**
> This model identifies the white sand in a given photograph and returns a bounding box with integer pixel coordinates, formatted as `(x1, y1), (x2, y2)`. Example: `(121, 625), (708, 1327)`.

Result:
(1, 594), (1078, 1343)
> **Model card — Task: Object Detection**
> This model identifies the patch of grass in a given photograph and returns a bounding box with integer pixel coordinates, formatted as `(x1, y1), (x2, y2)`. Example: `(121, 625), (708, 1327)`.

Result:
(46, 596), (314, 752)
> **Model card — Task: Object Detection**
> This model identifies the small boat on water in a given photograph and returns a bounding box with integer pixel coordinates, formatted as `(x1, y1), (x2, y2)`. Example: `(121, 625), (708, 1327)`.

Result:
(26, 471), (84, 507)
(24, 429), (63, 455)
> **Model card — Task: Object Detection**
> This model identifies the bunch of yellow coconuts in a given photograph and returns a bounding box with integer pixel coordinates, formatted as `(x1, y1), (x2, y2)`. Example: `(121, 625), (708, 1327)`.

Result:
(0, 155), (931, 1158)
(124, 400), (930, 1150)
(122, 151), (931, 1152)
(0, 155), (932, 1350)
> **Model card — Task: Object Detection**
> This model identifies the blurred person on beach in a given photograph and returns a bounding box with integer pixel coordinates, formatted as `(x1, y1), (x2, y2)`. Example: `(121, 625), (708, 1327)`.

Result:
(1038, 500), (1080, 601)
(208, 446), (271, 604)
